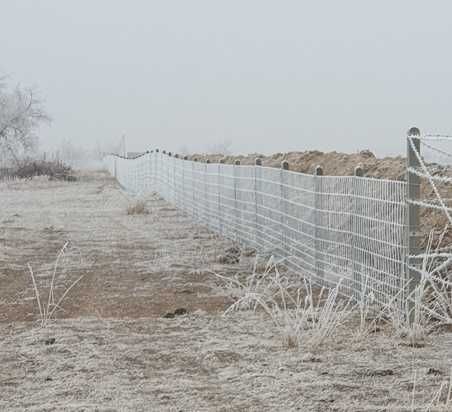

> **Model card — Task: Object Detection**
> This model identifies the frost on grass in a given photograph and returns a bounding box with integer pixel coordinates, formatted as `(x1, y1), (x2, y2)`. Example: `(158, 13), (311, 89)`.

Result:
(126, 200), (150, 215)
(27, 241), (86, 327)
(214, 247), (452, 351)
(2, 171), (452, 411)
(214, 257), (353, 350)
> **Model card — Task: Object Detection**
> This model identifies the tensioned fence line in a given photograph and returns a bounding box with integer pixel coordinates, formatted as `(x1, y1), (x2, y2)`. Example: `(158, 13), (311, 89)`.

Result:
(104, 132), (431, 307)
(405, 131), (452, 316)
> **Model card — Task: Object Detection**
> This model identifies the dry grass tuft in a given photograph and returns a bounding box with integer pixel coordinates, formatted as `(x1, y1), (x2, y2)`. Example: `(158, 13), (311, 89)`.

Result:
(214, 257), (353, 350)
(126, 200), (150, 215)
(28, 242), (85, 327)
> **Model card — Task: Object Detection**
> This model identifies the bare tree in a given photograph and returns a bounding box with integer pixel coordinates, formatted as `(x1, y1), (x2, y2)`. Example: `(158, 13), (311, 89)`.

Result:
(0, 77), (50, 165)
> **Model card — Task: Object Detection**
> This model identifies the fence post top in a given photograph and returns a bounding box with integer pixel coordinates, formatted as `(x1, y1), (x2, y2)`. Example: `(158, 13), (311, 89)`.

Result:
(281, 160), (289, 170)
(354, 164), (364, 177)
(315, 165), (323, 176)
(408, 127), (421, 137)
(234, 160), (241, 165)
(255, 158), (262, 166)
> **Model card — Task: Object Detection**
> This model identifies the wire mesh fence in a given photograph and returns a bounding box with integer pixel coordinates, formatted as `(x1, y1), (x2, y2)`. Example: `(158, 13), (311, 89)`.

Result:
(405, 132), (452, 307)
(104, 150), (409, 305)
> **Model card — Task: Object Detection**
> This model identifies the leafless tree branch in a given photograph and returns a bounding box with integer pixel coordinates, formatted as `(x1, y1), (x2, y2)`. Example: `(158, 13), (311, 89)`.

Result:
(0, 78), (50, 165)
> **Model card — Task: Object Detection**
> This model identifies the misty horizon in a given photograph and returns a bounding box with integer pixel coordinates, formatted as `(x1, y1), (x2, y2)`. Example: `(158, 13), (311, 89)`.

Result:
(2, 1), (452, 157)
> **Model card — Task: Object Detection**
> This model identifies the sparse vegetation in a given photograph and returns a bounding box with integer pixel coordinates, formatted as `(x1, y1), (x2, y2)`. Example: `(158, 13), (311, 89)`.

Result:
(0, 159), (75, 181)
(2, 170), (452, 411)
(126, 200), (150, 215)
(215, 258), (353, 349)
(27, 242), (85, 327)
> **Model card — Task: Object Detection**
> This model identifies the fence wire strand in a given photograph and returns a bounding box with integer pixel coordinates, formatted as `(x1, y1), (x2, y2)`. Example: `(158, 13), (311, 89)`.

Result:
(105, 152), (408, 305)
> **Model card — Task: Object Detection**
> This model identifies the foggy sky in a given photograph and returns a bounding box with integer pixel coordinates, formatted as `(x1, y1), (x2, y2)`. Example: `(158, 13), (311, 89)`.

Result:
(2, 1), (452, 156)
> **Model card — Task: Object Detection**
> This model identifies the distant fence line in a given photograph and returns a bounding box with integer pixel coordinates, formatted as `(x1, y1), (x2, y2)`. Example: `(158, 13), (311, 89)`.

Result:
(104, 129), (437, 306)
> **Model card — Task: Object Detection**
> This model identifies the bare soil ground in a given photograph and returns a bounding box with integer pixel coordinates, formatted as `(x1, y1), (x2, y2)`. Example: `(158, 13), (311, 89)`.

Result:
(1, 171), (452, 411)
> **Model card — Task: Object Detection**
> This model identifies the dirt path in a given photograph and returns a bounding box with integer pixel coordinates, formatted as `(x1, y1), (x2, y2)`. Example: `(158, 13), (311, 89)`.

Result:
(0, 171), (240, 322)
(1, 171), (452, 411)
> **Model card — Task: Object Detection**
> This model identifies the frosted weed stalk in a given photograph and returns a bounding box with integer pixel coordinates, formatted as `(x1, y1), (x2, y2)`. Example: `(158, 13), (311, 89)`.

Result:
(126, 199), (149, 215)
(28, 241), (85, 327)
(211, 256), (282, 311)
(409, 367), (452, 411)
(352, 275), (383, 341)
(216, 257), (353, 349)
(381, 228), (452, 346)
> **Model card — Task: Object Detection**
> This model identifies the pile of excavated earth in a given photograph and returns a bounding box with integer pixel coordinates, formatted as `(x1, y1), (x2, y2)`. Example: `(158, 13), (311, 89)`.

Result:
(188, 149), (452, 246)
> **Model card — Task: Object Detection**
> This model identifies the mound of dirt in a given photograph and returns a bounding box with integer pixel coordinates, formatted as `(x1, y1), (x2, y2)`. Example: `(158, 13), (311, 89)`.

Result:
(185, 149), (452, 248)
(188, 149), (407, 180)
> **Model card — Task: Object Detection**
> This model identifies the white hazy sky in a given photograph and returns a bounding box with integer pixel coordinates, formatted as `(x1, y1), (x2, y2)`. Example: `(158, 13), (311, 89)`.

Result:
(2, 1), (452, 156)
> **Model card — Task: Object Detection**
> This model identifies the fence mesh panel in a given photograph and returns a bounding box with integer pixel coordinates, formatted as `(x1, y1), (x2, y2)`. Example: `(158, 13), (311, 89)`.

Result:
(105, 152), (408, 304)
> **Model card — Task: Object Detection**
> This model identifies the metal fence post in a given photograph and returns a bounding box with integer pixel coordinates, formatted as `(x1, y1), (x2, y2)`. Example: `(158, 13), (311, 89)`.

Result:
(165, 151), (169, 200)
(352, 165), (363, 301)
(234, 160), (240, 243)
(155, 149), (160, 193)
(204, 159), (210, 228)
(182, 156), (188, 213)
(255, 158), (262, 248)
(169, 152), (174, 203)
(280, 161), (289, 258)
(192, 158), (197, 221)
(314, 165), (324, 285)
(148, 150), (153, 191)
(406, 126), (421, 321)
(218, 159), (225, 234)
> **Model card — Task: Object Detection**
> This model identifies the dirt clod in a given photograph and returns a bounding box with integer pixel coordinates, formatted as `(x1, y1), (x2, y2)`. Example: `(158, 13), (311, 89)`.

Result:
(174, 308), (188, 316)
(427, 367), (443, 375)
(44, 337), (56, 345)
(217, 246), (241, 264)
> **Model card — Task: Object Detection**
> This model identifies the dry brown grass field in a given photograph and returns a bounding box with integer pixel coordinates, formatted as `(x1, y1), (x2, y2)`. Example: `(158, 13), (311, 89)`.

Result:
(1, 171), (452, 411)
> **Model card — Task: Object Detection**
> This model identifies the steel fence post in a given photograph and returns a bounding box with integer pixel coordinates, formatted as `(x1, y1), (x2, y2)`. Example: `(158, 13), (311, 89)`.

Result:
(155, 149), (159, 194)
(192, 158), (197, 221)
(406, 126), (421, 322)
(183, 156), (189, 213)
(234, 160), (240, 243)
(148, 150), (152, 192)
(168, 152), (173, 203)
(352, 165), (363, 301)
(218, 159), (225, 234)
(255, 158), (262, 248)
(280, 161), (289, 258)
(174, 154), (179, 208)
(204, 160), (209, 228)
(314, 165), (324, 285)
(166, 152), (171, 201)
